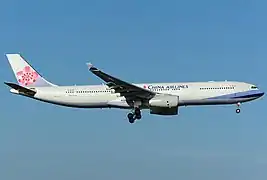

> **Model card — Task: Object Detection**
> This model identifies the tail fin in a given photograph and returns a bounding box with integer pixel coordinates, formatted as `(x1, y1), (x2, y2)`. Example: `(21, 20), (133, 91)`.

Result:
(5, 54), (57, 87)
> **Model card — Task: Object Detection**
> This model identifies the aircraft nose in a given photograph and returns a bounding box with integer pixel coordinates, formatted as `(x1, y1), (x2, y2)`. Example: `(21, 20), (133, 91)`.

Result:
(259, 91), (265, 97)
(255, 90), (265, 98)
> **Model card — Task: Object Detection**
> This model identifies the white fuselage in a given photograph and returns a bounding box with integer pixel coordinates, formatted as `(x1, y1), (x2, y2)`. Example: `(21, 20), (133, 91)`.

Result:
(10, 81), (264, 109)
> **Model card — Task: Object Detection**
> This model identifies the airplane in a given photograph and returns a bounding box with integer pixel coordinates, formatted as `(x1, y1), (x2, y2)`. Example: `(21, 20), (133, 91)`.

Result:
(4, 54), (264, 123)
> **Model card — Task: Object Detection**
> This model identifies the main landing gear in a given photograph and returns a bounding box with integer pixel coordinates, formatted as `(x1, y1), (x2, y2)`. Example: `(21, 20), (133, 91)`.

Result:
(127, 108), (142, 123)
(236, 102), (241, 114)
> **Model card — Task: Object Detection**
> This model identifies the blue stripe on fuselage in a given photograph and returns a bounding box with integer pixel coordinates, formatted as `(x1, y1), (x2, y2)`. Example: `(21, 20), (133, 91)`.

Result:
(207, 90), (264, 100)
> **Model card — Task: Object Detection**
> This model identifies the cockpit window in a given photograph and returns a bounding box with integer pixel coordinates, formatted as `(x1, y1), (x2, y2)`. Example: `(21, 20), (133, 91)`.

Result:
(251, 86), (258, 89)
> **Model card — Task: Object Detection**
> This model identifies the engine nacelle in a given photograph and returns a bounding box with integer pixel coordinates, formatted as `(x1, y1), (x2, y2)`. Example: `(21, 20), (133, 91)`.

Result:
(149, 95), (179, 108)
(148, 95), (179, 115)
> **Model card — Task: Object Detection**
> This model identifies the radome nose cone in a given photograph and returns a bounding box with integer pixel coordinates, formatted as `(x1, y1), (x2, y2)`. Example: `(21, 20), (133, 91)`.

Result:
(256, 91), (265, 98)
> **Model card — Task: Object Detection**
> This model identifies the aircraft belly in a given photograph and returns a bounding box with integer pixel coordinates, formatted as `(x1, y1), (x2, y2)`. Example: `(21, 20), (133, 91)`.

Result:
(62, 96), (108, 106)
(181, 99), (239, 106)
(107, 97), (131, 108)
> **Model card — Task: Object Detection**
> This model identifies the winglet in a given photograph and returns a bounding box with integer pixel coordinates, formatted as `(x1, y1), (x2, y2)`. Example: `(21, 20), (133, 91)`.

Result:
(86, 62), (98, 71)
(86, 62), (93, 69)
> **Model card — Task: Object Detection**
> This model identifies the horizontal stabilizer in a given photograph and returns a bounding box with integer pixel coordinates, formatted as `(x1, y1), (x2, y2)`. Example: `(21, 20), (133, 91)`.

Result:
(4, 82), (36, 96)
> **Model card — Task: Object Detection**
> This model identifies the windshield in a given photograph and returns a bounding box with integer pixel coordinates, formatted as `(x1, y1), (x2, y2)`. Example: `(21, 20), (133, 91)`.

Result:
(251, 86), (258, 89)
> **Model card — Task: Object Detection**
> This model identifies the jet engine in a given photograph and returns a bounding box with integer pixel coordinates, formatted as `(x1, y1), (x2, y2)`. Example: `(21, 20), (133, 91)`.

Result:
(148, 95), (179, 115)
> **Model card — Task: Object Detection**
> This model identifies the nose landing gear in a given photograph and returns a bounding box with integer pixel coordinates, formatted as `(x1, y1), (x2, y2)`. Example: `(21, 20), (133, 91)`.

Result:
(236, 102), (241, 114)
(127, 108), (142, 123)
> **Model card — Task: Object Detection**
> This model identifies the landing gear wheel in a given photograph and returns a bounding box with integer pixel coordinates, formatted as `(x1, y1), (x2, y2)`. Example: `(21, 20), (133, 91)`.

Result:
(134, 108), (142, 120)
(136, 114), (142, 120)
(127, 113), (135, 123)
(236, 108), (241, 114)
(135, 108), (141, 116)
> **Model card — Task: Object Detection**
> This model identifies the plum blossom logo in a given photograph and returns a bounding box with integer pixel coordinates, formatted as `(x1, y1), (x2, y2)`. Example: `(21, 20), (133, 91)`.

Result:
(16, 66), (39, 86)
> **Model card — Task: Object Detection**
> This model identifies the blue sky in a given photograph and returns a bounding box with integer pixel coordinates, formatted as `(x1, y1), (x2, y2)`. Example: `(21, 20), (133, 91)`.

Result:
(0, 0), (267, 179)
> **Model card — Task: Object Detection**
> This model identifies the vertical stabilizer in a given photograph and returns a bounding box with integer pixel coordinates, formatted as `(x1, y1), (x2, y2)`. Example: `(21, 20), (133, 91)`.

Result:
(6, 54), (57, 87)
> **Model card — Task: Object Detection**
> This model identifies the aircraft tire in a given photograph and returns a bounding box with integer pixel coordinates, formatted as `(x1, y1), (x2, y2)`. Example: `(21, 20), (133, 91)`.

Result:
(128, 113), (135, 123)
(135, 108), (141, 116)
(136, 114), (142, 120)
(236, 108), (241, 113)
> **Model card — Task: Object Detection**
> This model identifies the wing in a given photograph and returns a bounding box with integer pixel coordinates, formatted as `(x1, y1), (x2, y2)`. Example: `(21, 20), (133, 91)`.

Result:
(86, 63), (156, 100)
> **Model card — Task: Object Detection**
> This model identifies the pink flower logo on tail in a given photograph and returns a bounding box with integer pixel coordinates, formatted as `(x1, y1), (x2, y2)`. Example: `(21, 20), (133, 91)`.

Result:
(16, 66), (39, 86)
